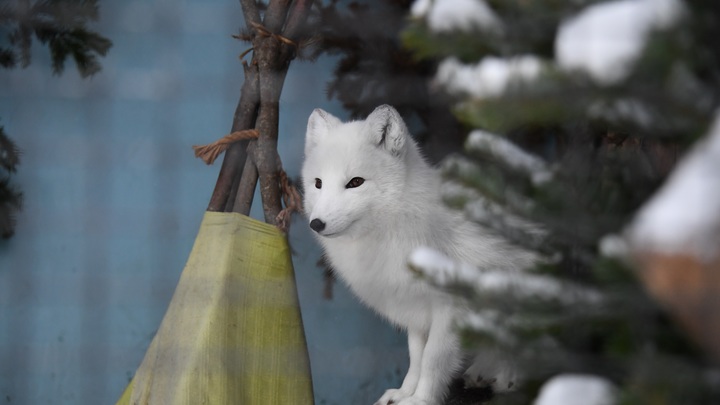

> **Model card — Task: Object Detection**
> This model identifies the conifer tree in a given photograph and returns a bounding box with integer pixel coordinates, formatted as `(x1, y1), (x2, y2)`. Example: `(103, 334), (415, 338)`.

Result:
(399, 0), (720, 403)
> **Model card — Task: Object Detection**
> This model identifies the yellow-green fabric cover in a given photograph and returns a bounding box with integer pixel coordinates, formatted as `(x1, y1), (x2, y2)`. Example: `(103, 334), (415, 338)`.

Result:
(116, 212), (313, 404)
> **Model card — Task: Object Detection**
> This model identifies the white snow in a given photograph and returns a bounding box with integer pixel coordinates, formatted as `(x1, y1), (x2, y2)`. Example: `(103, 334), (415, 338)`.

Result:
(599, 234), (630, 259)
(479, 271), (602, 306)
(435, 56), (544, 99)
(534, 374), (618, 405)
(628, 111), (720, 260)
(409, 246), (482, 285)
(555, 0), (685, 85)
(409, 247), (603, 305)
(441, 180), (481, 204)
(440, 181), (547, 247)
(588, 98), (655, 129)
(460, 311), (517, 345)
(464, 197), (548, 244)
(411, 0), (503, 33)
(466, 130), (553, 185)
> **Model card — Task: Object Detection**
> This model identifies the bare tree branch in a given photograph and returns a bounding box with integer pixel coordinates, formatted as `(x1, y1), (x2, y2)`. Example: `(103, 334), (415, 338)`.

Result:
(211, 0), (311, 225)
(253, 36), (288, 224)
(207, 60), (259, 211)
(233, 149), (259, 215)
(263, 0), (292, 33)
(283, 0), (312, 39)
(239, 0), (261, 29)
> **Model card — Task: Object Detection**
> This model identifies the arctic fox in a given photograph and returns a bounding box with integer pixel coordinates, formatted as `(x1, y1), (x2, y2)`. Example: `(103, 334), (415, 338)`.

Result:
(301, 105), (535, 405)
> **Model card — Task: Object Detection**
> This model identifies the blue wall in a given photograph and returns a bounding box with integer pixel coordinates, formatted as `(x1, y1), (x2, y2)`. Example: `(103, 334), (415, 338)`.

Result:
(0, 1), (406, 403)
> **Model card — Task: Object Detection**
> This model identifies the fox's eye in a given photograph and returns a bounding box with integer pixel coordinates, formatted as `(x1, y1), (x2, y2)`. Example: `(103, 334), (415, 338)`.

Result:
(315, 178), (322, 189)
(346, 177), (365, 189)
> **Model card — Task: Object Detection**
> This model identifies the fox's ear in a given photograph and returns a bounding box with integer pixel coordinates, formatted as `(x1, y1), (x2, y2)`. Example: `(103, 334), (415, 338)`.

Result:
(365, 105), (407, 157)
(306, 108), (341, 155)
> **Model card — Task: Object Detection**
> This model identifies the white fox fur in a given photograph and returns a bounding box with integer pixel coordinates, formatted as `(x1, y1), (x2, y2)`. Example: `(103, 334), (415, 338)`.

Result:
(301, 105), (535, 405)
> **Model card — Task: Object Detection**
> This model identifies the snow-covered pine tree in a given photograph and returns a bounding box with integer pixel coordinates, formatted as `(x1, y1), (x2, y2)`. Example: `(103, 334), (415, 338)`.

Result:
(404, 0), (720, 403)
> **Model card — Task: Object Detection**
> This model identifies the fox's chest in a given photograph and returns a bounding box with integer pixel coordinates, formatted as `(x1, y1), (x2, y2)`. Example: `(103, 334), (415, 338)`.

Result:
(322, 237), (434, 330)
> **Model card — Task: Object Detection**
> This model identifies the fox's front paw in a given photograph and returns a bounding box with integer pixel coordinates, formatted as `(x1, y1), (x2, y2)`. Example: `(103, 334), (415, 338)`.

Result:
(373, 388), (411, 405)
(463, 352), (519, 393)
(463, 368), (517, 393)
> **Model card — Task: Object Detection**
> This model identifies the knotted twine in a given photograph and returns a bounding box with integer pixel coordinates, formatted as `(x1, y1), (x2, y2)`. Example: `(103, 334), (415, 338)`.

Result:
(193, 130), (302, 233)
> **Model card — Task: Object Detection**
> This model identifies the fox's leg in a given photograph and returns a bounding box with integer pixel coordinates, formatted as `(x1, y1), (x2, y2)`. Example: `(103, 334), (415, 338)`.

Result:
(374, 330), (427, 405)
(399, 309), (461, 405)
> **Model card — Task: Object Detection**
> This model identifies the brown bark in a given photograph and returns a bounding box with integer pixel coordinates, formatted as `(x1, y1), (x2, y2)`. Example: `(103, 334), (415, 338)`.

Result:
(207, 60), (260, 212)
(233, 144), (259, 215)
(252, 36), (289, 224)
(208, 0), (312, 224)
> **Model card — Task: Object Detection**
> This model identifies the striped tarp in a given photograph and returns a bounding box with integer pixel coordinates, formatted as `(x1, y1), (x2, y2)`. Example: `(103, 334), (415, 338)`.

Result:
(117, 212), (313, 404)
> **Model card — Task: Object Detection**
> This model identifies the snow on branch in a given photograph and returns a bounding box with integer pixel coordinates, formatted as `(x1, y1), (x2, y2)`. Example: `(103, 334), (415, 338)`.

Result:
(409, 247), (603, 306)
(459, 310), (518, 346)
(441, 154), (540, 216)
(409, 246), (480, 285)
(588, 98), (655, 129)
(464, 196), (548, 250)
(555, 0), (685, 85)
(628, 111), (720, 260)
(442, 181), (548, 251)
(533, 374), (618, 405)
(466, 129), (553, 185)
(434, 56), (544, 99)
(411, 0), (502, 33)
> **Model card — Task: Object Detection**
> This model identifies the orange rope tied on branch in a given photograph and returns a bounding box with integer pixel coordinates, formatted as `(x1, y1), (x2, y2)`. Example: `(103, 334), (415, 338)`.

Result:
(249, 21), (298, 48)
(193, 129), (259, 165)
(234, 21), (320, 65)
(276, 169), (303, 233)
(235, 22), (300, 64)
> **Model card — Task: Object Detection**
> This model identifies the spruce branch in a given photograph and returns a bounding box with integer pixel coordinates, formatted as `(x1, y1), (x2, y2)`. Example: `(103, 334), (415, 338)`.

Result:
(0, 0), (112, 76)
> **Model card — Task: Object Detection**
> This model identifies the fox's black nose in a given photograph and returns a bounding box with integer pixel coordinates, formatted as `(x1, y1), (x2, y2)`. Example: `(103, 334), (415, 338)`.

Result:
(309, 218), (326, 233)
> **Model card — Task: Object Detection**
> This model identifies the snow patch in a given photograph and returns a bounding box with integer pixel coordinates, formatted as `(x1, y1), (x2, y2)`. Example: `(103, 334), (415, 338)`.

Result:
(460, 311), (517, 345)
(466, 130), (553, 185)
(599, 234), (630, 259)
(477, 271), (602, 306)
(588, 98), (655, 129)
(435, 56), (543, 99)
(628, 111), (720, 260)
(411, 0), (503, 33)
(441, 180), (480, 204)
(555, 0), (685, 85)
(409, 247), (602, 305)
(409, 246), (481, 286)
(534, 374), (618, 405)
(464, 197), (548, 248)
